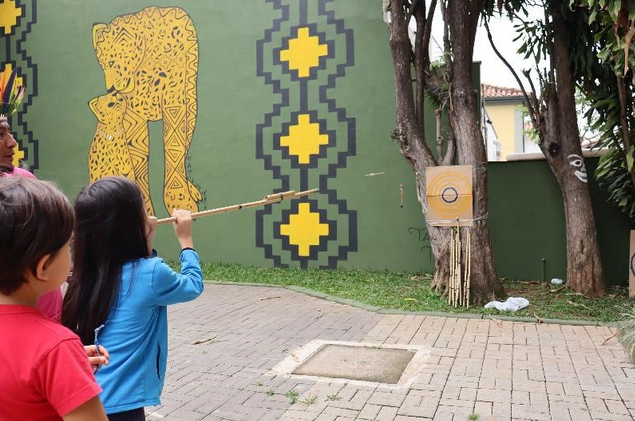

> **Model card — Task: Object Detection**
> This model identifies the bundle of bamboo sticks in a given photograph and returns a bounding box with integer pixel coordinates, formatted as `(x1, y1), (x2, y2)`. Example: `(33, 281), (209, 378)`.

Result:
(155, 189), (318, 225)
(448, 220), (471, 307)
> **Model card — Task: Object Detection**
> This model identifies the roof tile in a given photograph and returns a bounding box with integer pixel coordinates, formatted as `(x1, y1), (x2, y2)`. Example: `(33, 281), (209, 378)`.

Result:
(482, 83), (524, 99)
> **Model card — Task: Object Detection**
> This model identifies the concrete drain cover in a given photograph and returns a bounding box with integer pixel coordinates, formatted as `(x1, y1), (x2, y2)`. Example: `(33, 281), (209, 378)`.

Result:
(269, 340), (430, 388)
(292, 344), (415, 384)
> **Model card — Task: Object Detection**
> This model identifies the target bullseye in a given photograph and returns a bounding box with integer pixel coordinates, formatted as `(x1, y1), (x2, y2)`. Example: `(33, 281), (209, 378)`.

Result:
(441, 187), (458, 203)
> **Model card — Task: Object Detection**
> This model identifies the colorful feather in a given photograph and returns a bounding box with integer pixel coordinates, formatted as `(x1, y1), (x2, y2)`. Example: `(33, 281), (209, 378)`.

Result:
(16, 85), (24, 102)
(2, 68), (17, 112)
(0, 68), (6, 101)
(0, 68), (22, 116)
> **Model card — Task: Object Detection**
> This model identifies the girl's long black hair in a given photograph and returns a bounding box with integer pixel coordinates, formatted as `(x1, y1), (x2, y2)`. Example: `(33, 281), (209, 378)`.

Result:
(62, 177), (150, 344)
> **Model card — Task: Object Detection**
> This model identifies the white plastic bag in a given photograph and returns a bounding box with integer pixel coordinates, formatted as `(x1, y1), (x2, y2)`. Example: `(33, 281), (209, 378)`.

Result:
(484, 297), (529, 312)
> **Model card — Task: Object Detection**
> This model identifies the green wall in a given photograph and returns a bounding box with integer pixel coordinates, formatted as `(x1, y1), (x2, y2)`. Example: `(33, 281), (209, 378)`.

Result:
(489, 158), (631, 285)
(2, 0), (630, 285)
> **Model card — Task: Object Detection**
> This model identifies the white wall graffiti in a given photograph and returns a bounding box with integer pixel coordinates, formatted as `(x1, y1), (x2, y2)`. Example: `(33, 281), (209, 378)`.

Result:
(567, 154), (587, 183)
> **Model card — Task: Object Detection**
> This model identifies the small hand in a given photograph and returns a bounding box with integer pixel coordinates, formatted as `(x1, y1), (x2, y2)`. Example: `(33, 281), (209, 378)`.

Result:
(146, 215), (158, 254)
(84, 345), (109, 373)
(172, 209), (194, 249)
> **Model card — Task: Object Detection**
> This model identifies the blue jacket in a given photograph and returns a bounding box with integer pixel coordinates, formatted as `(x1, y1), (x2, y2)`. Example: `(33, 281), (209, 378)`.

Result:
(96, 249), (204, 414)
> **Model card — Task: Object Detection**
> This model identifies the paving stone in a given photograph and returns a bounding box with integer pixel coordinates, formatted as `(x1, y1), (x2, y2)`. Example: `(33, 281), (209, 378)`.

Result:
(156, 285), (635, 421)
(377, 406), (399, 421)
(358, 403), (382, 420)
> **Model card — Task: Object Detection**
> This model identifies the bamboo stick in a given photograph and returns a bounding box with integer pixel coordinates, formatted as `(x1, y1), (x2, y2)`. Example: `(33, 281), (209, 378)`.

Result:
(454, 229), (458, 306)
(466, 228), (471, 308)
(155, 189), (318, 225)
(454, 220), (460, 307)
(449, 227), (455, 306)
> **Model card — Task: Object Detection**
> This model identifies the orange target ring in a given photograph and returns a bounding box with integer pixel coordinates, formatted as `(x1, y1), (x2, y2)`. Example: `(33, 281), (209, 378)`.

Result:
(426, 165), (473, 226)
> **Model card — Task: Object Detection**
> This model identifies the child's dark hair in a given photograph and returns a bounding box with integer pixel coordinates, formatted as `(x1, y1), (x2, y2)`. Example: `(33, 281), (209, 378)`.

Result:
(0, 177), (74, 295)
(62, 176), (150, 343)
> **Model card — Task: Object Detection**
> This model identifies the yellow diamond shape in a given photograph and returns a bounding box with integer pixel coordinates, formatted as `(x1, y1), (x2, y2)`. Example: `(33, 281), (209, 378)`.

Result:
(280, 114), (328, 164)
(279, 27), (328, 78)
(280, 203), (329, 257)
(0, 0), (23, 35)
(12, 142), (24, 167)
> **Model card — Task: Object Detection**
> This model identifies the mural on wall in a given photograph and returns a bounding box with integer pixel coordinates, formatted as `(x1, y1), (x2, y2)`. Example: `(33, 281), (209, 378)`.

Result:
(88, 91), (135, 182)
(256, 0), (357, 268)
(0, 0), (38, 170)
(90, 6), (202, 215)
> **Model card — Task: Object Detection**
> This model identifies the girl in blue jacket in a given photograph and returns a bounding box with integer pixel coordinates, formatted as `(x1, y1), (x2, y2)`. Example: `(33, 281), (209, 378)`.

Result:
(62, 176), (204, 421)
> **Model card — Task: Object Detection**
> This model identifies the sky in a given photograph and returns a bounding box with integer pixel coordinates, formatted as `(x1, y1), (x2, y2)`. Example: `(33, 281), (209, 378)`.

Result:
(473, 17), (532, 89)
(427, 9), (541, 90)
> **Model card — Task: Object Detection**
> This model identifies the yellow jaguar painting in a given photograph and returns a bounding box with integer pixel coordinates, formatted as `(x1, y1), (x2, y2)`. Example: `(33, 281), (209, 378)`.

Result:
(88, 91), (135, 183)
(90, 6), (201, 214)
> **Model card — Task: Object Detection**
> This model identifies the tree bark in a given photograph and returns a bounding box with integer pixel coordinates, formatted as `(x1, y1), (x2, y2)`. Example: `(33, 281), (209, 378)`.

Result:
(388, 0), (503, 305)
(445, 0), (502, 304)
(537, 11), (604, 296)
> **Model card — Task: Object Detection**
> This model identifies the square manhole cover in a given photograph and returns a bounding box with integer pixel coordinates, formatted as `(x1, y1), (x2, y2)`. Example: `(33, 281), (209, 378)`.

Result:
(292, 344), (415, 384)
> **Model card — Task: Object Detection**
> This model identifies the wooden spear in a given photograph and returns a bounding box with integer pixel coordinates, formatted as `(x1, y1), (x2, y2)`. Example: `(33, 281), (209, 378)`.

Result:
(155, 189), (318, 225)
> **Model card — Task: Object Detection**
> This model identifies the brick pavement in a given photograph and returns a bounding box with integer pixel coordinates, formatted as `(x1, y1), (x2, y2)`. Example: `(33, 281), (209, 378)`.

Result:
(145, 284), (635, 421)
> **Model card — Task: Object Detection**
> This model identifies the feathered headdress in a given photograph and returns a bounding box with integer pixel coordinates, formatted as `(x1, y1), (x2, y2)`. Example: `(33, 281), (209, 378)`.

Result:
(0, 67), (25, 118)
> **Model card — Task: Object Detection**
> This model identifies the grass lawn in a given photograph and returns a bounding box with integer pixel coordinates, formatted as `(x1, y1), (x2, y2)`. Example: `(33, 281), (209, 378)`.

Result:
(184, 262), (632, 324)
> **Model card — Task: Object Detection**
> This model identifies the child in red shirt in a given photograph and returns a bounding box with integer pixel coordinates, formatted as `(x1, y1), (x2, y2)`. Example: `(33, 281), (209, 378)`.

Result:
(0, 176), (108, 421)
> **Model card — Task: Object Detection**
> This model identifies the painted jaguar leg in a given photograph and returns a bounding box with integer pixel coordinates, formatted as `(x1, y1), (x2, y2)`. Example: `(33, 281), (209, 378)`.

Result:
(162, 104), (199, 213)
(123, 107), (154, 215)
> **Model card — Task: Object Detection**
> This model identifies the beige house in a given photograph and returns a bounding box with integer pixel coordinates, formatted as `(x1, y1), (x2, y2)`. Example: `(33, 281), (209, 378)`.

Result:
(481, 84), (540, 161)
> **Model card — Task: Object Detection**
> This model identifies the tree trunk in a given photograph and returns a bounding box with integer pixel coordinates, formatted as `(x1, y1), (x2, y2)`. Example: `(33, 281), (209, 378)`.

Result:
(446, 78), (502, 304)
(540, 118), (604, 296)
(541, 104), (605, 295)
(409, 169), (451, 291)
(536, 10), (604, 296)
(387, 0), (503, 305)
(445, 0), (502, 304)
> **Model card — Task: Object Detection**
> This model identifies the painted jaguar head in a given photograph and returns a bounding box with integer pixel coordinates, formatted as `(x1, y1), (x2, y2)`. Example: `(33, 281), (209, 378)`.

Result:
(93, 20), (145, 94)
(88, 91), (126, 126)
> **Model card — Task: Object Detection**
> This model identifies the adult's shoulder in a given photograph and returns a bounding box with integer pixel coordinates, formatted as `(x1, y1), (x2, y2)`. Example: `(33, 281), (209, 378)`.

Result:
(11, 167), (36, 179)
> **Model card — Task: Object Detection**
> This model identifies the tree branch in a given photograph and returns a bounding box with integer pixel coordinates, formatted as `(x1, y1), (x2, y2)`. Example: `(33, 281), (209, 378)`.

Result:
(389, 0), (436, 166)
(545, 6), (556, 87)
(422, 0), (437, 67)
(436, 108), (443, 159)
(484, 18), (536, 118)
(616, 75), (632, 153)
(441, 0), (452, 72)
(468, 0), (484, 55)
(414, 0), (438, 129)
(441, 128), (456, 166)
(522, 69), (544, 141)
(414, 5), (426, 127)
(405, 0), (419, 24)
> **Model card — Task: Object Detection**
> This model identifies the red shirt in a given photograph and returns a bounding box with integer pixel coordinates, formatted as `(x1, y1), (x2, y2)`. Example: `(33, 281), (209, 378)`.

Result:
(0, 305), (102, 420)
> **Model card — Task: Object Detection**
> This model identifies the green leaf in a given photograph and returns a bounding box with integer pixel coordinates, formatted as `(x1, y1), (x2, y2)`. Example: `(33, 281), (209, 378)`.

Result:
(589, 8), (598, 24)
(628, 147), (635, 171)
(613, 1), (622, 18)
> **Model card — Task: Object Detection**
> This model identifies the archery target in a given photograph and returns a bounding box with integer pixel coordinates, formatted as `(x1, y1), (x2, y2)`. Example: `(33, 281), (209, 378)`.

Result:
(426, 165), (473, 226)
